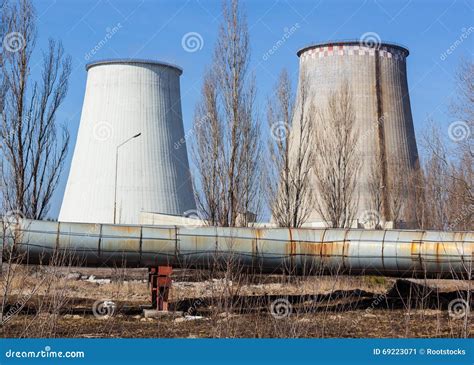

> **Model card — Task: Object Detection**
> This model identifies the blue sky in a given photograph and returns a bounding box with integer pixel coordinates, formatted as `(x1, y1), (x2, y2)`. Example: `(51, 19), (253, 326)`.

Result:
(30, 0), (473, 219)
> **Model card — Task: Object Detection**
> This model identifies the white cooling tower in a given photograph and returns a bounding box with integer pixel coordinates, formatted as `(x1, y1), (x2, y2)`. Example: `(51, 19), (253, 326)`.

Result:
(295, 41), (419, 227)
(59, 59), (196, 224)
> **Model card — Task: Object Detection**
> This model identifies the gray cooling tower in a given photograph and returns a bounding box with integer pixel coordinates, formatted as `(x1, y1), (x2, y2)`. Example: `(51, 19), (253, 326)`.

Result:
(295, 41), (419, 227)
(59, 59), (196, 224)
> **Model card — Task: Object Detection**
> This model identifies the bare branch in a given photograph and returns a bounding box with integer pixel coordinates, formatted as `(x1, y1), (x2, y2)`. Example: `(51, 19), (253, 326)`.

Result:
(192, 0), (261, 227)
(1, 0), (71, 219)
(266, 69), (314, 227)
(312, 81), (361, 228)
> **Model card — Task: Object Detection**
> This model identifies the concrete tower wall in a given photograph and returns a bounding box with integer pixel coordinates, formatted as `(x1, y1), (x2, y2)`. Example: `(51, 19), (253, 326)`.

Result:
(59, 60), (196, 224)
(295, 42), (419, 227)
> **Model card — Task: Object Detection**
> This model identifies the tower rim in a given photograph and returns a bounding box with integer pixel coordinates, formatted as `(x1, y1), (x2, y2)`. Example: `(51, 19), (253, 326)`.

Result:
(85, 58), (183, 75)
(296, 40), (409, 57)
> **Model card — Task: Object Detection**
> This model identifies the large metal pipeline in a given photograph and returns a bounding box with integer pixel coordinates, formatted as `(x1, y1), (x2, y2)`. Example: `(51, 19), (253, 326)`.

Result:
(2, 219), (473, 278)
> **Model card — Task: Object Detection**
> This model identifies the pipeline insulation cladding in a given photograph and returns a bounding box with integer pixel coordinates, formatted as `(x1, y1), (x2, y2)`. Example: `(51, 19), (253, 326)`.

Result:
(4, 219), (473, 278)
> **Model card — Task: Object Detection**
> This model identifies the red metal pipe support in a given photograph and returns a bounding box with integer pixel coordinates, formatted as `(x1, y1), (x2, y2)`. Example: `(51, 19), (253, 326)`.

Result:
(149, 266), (172, 311)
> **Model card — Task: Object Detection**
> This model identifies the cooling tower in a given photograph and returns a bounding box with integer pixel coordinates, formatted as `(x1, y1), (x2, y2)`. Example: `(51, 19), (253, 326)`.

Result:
(59, 59), (196, 224)
(295, 41), (419, 227)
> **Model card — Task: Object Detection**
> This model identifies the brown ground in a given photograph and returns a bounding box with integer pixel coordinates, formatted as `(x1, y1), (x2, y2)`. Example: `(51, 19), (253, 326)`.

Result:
(1, 266), (472, 338)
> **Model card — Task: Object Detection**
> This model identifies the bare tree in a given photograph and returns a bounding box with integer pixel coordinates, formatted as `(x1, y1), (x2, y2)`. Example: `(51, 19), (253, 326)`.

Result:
(313, 82), (361, 228)
(1, 0), (10, 133)
(192, 71), (222, 225)
(0, 0), (71, 219)
(446, 148), (473, 230)
(387, 159), (407, 227)
(446, 60), (473, 230)
(450, 58), (474, 125)
(449, 58), (474, 222)
(368, 155), (422, 229)
(405, 164), (426, 229)
(421, 122), (473, 231)
(421, 124), (451, 230)
(416, 59), (473, 231)
(367, 155), (384, 228)
(266, 69), (314, 228)
(192, 0), (260, 227)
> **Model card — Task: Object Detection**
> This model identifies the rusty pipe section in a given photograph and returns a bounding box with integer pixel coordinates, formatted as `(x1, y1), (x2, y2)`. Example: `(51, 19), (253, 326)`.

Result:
(2, 219), (473, 278)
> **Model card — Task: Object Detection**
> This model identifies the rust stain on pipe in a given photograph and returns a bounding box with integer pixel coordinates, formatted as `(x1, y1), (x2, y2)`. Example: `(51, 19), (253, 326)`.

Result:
(3, 219), (473, 278)
(300, 242), (322, 256)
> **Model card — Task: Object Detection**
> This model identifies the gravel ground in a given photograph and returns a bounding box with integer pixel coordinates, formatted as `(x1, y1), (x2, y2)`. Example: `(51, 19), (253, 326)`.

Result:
(1, 265), (472, 338)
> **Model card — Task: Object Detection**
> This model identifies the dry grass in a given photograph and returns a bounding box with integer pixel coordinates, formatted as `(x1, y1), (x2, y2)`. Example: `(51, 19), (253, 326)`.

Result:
(1, 265), (472, 338)
(3, 309), (471, 338)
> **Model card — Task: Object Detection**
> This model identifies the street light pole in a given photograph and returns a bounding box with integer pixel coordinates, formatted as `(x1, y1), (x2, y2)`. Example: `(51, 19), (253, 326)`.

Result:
(113, 132), (142, 224)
